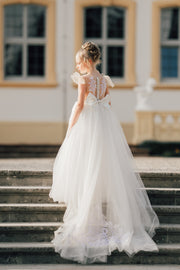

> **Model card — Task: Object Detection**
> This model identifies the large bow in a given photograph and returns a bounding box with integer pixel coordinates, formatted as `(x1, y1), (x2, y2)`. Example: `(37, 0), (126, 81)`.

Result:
(85, 93), (111, 109)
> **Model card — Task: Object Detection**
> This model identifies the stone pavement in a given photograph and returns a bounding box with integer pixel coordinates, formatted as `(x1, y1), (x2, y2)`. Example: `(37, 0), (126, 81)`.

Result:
(0, 156), (180, 173)
(0, 265), (180, 270)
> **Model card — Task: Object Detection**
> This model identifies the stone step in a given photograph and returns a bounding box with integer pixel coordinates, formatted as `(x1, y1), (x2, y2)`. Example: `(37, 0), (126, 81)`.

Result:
(153, 205), (180, 224)
(0, 187), (54, 204)
(0, 186), (179, 205)
(0, 203), (65, 223)
(0, 170), (180, 188)
(153, 224), (180, 244)
(0, 222), (61, 243)
(0, 242), (179, 264)
(0, 222), (179, 244)
(140, 172), (180, 188)
(1, 262), (179, 269)
(0, 171), (52, 187)
(0, 144), (59, 158)
(147, 188), (180, 205)
(0, 204), (179, 223)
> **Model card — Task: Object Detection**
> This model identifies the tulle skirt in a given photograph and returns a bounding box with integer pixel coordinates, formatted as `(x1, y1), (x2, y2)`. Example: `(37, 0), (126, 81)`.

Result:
(49, 98), (160, 264)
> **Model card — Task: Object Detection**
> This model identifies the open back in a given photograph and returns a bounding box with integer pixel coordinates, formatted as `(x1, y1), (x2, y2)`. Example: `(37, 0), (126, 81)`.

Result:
(85, 74), (107, 100)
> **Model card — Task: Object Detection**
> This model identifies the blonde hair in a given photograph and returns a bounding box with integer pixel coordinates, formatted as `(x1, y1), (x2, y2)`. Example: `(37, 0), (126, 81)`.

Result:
(76, 41), (101, 66)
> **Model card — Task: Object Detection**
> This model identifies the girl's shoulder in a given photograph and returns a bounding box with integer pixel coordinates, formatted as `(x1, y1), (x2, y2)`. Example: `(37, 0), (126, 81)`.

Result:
(71, 72), (86, 85)
(83, 73), (114, 88)
(102, 74), (115, 87)
(71, 71), (114, 87)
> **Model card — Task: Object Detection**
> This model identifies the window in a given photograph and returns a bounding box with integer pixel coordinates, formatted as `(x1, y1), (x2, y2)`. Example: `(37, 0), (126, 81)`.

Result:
(75, 0), (136, 89)
(4, 3), (46, 80)
(0, 0), (56, 87)
(152, 0), (180, 89)
(160, 7), (180, 81)
(84, 6), (126, 79)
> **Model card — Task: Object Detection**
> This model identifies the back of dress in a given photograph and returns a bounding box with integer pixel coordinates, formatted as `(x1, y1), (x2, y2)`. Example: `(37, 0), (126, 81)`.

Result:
(71, 71), (114, 102)
(85, 74), (111, 100)
(64, 72), (115, 138)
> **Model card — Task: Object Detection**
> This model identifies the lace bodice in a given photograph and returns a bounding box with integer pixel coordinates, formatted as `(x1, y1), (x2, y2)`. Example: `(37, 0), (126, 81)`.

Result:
(86, 75), (110, 100)
(71, 72), (114, 101)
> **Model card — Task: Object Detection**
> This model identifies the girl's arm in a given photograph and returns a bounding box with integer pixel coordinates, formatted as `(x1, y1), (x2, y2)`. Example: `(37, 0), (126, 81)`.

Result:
(68, 82), (86, 130)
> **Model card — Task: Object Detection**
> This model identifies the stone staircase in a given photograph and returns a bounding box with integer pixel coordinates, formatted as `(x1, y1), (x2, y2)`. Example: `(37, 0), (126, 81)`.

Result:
(0, 168), (180, 264)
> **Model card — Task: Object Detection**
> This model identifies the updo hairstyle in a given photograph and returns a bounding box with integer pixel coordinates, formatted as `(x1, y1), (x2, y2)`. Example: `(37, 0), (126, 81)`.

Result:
(76, 41), (101, 66)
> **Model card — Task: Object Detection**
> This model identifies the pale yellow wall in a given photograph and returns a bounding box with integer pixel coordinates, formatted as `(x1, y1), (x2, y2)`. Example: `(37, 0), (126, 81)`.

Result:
(0, 122), (67, 144)
(0, 121), (134, 144)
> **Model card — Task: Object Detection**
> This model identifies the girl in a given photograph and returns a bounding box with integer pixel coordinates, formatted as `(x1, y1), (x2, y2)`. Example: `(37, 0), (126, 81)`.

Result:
(49, 41), (159, 264)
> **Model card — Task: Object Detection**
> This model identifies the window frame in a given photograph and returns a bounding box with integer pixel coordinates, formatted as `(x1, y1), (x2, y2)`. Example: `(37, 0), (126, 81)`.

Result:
(152, 0), (180, 90)
(74, 0), (136, 89)
(0, 0), (57, 88)
(160, 7), (180, 82)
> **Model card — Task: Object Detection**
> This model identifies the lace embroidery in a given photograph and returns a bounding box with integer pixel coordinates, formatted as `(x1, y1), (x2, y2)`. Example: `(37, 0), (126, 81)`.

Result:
(52, 203), (127, 252)
(87, 75), (107, 100)
(71, 72), (114, 103)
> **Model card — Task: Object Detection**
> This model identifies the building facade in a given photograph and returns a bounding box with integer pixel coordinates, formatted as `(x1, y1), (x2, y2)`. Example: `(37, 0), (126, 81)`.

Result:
(0, 0), (180, 145)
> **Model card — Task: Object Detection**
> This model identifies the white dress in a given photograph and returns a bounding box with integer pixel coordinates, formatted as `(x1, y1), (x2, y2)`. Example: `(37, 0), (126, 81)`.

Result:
(49, 72), (160, 264)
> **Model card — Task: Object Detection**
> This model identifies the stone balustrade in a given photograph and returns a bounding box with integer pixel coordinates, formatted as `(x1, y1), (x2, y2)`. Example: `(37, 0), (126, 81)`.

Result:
(133, 111), (180, 144)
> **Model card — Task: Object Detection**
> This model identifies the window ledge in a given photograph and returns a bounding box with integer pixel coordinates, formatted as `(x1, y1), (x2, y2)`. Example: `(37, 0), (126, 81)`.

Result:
(154, 83), (180, 90)
(0, 80), (58, 88)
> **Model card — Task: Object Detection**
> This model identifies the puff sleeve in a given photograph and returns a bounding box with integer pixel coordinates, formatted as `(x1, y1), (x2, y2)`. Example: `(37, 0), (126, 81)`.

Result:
(104, 75), (115, 87)
(71, 72), (86, 85)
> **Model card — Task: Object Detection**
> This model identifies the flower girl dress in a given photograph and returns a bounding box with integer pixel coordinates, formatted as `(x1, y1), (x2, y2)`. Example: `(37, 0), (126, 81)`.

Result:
(49, 72), (159, 264)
